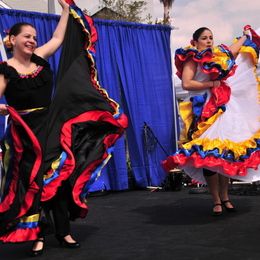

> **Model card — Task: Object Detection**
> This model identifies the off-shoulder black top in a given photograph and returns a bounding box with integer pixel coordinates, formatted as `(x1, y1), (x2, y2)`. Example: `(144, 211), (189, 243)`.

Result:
(0, 54), (53, 110)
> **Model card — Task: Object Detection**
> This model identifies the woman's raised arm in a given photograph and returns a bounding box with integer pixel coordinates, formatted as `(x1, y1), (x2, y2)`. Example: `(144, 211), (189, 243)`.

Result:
(34, 0), (70, 59)
(229, 29), (249, 58)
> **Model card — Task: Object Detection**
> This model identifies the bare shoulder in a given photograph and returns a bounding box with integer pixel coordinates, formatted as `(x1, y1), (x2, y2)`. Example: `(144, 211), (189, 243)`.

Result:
(33, 49), (46, 59)
(6, 58), (15, 67)
(183, 58), (197, 70)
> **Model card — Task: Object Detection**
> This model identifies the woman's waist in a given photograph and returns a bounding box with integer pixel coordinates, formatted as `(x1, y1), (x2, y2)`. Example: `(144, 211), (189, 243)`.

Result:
(186, 89), (210, 99)
(16, 107), (48, 115)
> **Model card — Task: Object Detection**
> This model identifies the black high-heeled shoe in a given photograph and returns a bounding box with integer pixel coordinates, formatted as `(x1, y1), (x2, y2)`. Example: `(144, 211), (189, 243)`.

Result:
(222, 200), (236, 212)
(30, 238), (45, 257)
(55, 235), (80, 248)
(212, 203), (223, 216)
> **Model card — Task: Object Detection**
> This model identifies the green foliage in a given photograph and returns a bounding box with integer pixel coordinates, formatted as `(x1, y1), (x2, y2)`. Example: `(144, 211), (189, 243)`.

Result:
(98, 0), (148, 23)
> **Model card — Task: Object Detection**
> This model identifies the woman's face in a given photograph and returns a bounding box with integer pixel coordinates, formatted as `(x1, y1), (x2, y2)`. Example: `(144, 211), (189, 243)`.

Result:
(194, 29), (213, 51)
(10, 25), (37, 55)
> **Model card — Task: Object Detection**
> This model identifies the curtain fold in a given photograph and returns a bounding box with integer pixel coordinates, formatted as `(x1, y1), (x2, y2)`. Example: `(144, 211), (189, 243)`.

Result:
(94, 19), (176, 187)
(0, 8), (177, 190)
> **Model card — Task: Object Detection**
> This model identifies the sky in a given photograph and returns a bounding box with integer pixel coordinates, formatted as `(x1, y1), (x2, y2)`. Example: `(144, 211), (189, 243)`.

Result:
(72, 0), (260, 52)
(5, 0), (259, 53)
(167, 0), (260, 51)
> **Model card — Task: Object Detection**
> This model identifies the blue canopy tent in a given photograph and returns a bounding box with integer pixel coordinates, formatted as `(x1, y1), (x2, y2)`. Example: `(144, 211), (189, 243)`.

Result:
(0, 8), (177, 191)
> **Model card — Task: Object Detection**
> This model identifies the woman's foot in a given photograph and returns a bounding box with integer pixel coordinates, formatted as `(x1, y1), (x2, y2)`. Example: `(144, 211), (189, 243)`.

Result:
(30, 237), (45, 257)
(212, 203), (222, 216)
(222, 200), (236, 212)
(55, 234), (80, 248)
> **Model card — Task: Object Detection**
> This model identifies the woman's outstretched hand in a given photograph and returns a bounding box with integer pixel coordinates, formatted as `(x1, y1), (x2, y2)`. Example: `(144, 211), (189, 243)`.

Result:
(0, 104), (8, 116)
(210, 80), (221, 88)
(58, 0), (70, 10)
(213, 80), (221, 87)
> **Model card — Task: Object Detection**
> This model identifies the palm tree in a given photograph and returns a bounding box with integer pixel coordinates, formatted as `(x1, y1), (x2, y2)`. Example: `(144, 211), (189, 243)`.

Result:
(159, 0), (174, 24)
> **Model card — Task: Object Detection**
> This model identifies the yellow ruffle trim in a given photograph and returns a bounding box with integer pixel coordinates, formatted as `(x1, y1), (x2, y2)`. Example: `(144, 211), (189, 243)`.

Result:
(183, 45), (232, 71)
(192, 109), (224, 138)
(179, 101), (193, 144)
(231, 37), (258, 65)
(239, 46), (258, 65)
(178, 101), (223, 143)
(70, 8), (120, 116)
(211, 46), (230, 70)
(257, 74), (260, 104)
(182, 129), (260, 159)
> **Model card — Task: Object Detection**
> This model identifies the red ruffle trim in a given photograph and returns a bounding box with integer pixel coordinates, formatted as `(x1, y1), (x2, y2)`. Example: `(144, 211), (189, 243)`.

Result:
(65, 0), (75, 5)
(175, 46), (237, 81)
(84, 15), (98, 53)
(162, 150), (260, 177)
(245, 25), (260, 48)
(201, 81), (231, 121)
(41, 110), (127, 205)
(0, 227), (40, 243)
(175, 49), (212, 79)
(72, 133), (121, 211)
(0, 107), (42, 218)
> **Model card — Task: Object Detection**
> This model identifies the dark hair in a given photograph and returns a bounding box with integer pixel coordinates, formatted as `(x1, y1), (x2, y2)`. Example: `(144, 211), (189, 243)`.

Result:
(9, 22), (35, 37)
(192, 27), (211, 41)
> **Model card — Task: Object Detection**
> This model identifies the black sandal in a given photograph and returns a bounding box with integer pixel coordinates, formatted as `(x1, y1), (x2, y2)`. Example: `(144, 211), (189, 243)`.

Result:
(222, 200), (236, 212)
(212, 203), (223, 216)
(30, 237), (45, 257)
(55, 234), (80, 248)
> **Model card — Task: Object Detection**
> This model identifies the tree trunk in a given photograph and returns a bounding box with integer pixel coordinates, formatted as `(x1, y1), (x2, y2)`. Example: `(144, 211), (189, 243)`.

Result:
(163, 4), (170, 24)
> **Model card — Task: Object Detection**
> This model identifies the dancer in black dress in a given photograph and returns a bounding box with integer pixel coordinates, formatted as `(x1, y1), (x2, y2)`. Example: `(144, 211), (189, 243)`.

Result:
(0, 0), (127, 256)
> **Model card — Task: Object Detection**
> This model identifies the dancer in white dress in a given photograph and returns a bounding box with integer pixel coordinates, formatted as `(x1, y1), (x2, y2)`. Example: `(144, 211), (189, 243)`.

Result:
(163, 26), (260, 215)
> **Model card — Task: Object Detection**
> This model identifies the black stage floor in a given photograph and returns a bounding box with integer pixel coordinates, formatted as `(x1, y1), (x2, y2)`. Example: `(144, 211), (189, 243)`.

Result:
(1, 188), (260, 260)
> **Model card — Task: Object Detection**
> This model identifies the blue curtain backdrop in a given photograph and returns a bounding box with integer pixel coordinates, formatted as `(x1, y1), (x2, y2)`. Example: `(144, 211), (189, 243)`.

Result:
(94, 20), (176, 187)
(0, 8), (177, 191)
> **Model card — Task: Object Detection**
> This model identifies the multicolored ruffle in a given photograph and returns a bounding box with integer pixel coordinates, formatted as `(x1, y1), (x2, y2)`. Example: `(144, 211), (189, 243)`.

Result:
(175, 44), (236, 80)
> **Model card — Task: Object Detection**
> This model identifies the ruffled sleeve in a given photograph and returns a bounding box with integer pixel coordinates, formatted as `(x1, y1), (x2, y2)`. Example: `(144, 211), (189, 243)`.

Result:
(175, 44), (236, 80)
(0, 62), (18, 81)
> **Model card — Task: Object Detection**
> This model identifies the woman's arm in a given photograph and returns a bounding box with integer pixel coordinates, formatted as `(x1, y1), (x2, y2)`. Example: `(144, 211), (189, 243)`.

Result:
(0, 75), (8, 115)
(181, 59), (220, 91)
(34, 0), (70, 59)
(229, 30), (249, 58)
(0, 75), (7, 97)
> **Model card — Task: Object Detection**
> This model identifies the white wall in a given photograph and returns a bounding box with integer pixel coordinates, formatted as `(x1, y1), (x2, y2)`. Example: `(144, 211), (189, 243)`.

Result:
(4, 0), (47, 12)
(53, 0), (99, 14)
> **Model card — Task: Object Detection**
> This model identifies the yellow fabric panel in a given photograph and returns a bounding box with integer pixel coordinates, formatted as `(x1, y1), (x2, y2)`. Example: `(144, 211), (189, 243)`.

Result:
(192, 109), (224, 139)
(178, 101), (193, 144)
(20, 214), (40, 223)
